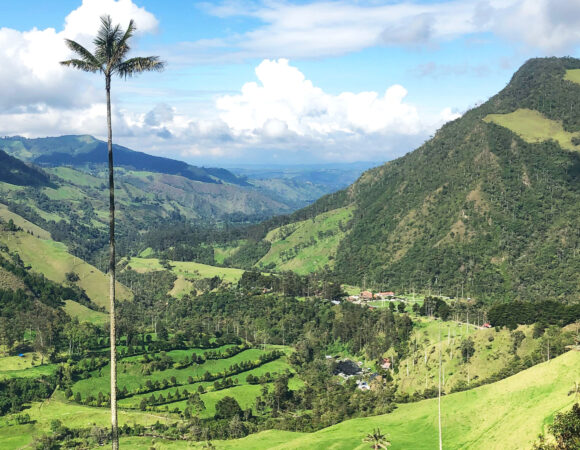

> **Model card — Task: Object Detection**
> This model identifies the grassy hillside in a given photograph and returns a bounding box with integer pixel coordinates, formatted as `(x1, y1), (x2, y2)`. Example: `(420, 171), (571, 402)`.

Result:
(126, 257), (247, 297)
(0, 230), (131, 310)
(111, 350), (579, 449)
(394, 319), (542, 395)
(256, 206), (354, 274)
(484, 108), (580, 150)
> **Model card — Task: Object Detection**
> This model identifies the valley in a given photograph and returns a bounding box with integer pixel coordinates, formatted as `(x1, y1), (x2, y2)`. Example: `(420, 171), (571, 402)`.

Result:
(0, 57), (579, 449)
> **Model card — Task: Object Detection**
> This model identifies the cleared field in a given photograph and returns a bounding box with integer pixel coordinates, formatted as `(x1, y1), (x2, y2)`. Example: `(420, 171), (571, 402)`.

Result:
(395, 320), (539, 394)
(564, 68), (580, 85)
(112, 350), (580, 450)
(46, 166), (104, 188)
(0, 202), (51, 239)
(214, 242), (245, 264)
(257, 206), (354, 275)
(127, 257), (246, 285)
(0, 391), (171, 449)
(484, 108), (580, 150)
(169, 276), (195, 298)
(0, 230), (132, 310)
(72, 348), (280, 398)
(63, 300), (108, 325)
(0, 359), (58, 380)
(119, 430), (306, 449)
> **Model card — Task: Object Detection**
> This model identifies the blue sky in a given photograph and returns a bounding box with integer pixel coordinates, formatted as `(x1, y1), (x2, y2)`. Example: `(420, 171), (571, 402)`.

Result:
(1, 0), (579, 165)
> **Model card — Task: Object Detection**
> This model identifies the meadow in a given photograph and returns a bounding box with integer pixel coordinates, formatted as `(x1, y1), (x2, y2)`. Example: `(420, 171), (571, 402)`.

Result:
(484, 108), (580, 151)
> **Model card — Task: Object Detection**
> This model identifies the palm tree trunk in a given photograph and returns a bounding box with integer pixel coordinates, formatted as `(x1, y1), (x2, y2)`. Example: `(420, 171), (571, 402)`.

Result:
(106, 75), (119, 450)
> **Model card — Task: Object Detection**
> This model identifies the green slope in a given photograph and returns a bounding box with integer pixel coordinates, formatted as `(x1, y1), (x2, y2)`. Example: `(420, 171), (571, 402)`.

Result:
(256, 206), (354, 274)
(112, 350), (579, 449)
(0, 208), (132, 311)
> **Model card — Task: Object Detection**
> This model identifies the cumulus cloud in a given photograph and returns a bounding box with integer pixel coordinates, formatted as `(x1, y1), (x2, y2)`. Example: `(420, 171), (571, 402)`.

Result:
(0, 0), (158, 116)
(216, 59), (422, 139)
(114, 59), (456, 163)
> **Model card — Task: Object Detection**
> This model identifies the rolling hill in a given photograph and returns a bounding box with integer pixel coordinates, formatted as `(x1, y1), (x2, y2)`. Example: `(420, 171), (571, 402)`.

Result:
(227, 57), (580, 302)
(110, 349), (579, 449)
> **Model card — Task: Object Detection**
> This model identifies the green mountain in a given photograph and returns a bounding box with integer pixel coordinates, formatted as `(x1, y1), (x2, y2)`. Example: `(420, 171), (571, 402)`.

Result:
(0, 150), (51, 187)
(233, 57), (580, 301)
(0, 135), (249, 186)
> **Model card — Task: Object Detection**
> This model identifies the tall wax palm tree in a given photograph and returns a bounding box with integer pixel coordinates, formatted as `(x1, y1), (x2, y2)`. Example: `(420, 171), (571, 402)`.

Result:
(363, 428), (391, 449)
(61, 15), (164, 449)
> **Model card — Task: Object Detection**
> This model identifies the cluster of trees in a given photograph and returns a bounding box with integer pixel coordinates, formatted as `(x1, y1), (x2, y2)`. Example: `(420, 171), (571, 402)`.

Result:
(488, 300), (580, 328)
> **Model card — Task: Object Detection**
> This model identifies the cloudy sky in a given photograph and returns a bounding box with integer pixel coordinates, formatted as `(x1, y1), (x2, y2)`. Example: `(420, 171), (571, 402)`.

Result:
(1, 0), (579, 165)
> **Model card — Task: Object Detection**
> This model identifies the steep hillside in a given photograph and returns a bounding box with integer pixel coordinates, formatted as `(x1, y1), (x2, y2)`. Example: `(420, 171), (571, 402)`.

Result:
(0, 150), (51, 187)
(241, 57), (580, 301)
(0, 206), (130, 321)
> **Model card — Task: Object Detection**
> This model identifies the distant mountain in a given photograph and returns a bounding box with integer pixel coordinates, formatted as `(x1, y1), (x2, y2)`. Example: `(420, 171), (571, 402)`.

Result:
(230, 162), (376, 209)
(233, 57), (580, 301)
(0, 135), (249, 186)
(0, 149), (51, 187)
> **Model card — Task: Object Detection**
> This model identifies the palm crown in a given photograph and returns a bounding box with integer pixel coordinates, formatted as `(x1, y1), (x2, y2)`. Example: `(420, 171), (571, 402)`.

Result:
(61, 15), (164, 79)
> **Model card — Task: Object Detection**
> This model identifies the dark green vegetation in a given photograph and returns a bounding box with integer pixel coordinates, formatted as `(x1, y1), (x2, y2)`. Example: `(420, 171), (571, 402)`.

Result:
(0, 150), (51, 187)
(217, 57), (580, 301)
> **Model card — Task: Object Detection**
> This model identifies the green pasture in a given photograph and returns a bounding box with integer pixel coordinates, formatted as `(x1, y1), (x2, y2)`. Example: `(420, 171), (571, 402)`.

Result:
(127, 258), (245, 283)
(0, 202), (51, 239)
(63, 300), (108, 325)
(0, 230), (132, 310)
(113, 349), (579, 450)
(257, 206), (354, 275)
(564, 68), (580, 85)
(484, 108), (580, 150)
(72, 348), (278, 398)
(0, 391), (173, 449)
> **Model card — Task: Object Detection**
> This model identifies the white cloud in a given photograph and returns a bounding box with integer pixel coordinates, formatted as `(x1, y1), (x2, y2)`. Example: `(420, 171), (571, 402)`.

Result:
(216, 59), (422, 139)
(0, 0), (158, 114)
(486, 0), (580, 52)
(185, 0), (580, 63)
(113, 59), (457, 163)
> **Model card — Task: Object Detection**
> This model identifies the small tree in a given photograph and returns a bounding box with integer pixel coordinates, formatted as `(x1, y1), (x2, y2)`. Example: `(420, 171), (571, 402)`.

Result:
(363, 428), (391, 449)
(214, 396), (242, 420)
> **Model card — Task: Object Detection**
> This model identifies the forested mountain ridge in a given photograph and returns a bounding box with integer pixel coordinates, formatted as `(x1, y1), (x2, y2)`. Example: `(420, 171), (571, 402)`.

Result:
(0, 135), (248, 186)
(232, 57), (580, 301)
(0, 150), (51, 187)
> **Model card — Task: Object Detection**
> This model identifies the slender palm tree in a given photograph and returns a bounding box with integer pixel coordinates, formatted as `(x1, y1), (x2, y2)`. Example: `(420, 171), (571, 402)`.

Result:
(363, 428), (391, 449)
(61, 15), (164, 449)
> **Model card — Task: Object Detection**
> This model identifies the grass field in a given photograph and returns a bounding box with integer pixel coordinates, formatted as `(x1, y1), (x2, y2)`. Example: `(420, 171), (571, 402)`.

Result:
(0, 230), (132, 310)
(257, 206), (354, 275)
(126, 258), (247, 297)
(564, 68), (580, 85)
(0, 202), (51, 239)
(395, 319), (539, 395)
(0, 358), (58, 380)
(105, 351), (580, 449)
(72, 348), (286, 399)
(0, 391), (171, 449)
(63, 300), (108, 325)
(484, 108), (580, 150)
